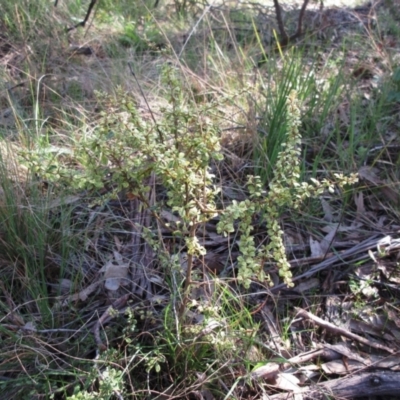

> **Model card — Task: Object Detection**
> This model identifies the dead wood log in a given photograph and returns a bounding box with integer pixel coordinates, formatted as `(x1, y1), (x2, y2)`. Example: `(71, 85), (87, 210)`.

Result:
(269, 370), (400, 399)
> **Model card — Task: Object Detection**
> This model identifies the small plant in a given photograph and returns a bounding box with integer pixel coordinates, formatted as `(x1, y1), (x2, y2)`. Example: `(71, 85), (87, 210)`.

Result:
(218, 91), (358, 288)
(118, 19), (164, 52)
(22, 80), (357, 292)
(386, 66), (400, 103)
(67, 366), (125, 400)
(22, 65), (223, 318)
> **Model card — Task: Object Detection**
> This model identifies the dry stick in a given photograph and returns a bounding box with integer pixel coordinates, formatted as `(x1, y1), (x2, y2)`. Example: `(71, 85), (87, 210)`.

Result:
(252, 346), (339, 380)
(268, 370), (400, 400)
(128, 62), (164, 143)
(270, 234), (382, 292)
(295, 307), (396, 354)
(178, 4), (213, 58)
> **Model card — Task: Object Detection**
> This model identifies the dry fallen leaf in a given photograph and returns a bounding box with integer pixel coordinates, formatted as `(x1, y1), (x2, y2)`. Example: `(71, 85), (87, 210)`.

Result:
(358, 166), (400, 204)
(293, 278), (320, 293)
(103, 251), (130, 291)
(354, 192), (365, 217)
(274, 372), (301, 392)
(320, 229), (336, 254)
(320, 198), (334, 222)
(321, 359), (364, 375)
(309, 236), (323, 258)
(63, 281), (101, 303)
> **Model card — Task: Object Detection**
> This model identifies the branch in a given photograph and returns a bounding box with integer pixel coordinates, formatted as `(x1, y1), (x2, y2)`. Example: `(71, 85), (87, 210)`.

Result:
(66, 0), (97, 32)
(269, 371), (400, 399)
(272, 0), (311, 48)
(272, 0), (288, 44)
(296, 307), (395, 354)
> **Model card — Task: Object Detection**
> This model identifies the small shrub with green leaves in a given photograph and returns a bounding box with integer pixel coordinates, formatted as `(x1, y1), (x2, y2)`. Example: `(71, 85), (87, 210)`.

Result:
(22, 73), (357, 293)
(21, 65), (223, 315)
(24, 66), (222, 228)
(67, 366), (125, 400)
(217, 90), (358, 288)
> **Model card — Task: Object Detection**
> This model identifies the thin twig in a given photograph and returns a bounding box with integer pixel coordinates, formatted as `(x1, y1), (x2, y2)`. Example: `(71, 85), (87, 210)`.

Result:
(296, 307), (396, 354)
(127, 62), (164, 143)
(179, 4), (213, 58)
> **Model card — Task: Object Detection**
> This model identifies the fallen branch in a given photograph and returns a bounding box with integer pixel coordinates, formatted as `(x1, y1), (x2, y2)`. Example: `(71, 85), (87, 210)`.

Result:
(269, 370), (400, 399)
(296, 307), (396, 354)
(252, 346), (342, 380)
(271, 234), (391, 292)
